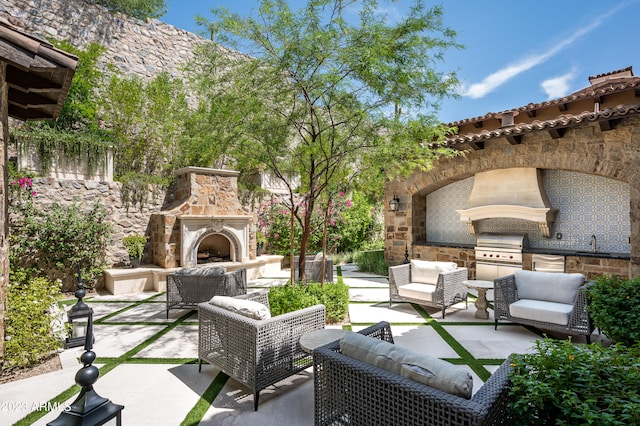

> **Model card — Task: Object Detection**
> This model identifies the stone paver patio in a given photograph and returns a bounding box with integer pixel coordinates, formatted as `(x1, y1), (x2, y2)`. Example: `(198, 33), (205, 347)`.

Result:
(0, 264), (601, 425)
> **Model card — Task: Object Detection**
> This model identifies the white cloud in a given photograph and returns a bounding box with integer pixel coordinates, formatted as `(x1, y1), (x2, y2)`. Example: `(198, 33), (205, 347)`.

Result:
(541, 70), (578, 99)
(461, 2), (628, 99)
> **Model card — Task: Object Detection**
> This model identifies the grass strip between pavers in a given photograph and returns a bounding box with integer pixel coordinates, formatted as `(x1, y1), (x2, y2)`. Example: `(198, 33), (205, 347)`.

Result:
(411, 303), (499, 382)
(181, 372), (229, 426)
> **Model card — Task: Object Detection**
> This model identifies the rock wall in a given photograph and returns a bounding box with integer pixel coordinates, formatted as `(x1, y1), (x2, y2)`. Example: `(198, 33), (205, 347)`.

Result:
(0, 0), (207, 80)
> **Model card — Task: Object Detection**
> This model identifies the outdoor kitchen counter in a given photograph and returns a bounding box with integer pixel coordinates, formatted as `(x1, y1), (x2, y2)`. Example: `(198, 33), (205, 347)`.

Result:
(525, 248), (630, 260)
(419, 242), (629, 260)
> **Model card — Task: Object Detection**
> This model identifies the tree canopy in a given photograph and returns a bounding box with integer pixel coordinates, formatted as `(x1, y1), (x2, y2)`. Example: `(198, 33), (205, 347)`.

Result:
(191, 0), (463, 280)
(89, 0), (167, 20)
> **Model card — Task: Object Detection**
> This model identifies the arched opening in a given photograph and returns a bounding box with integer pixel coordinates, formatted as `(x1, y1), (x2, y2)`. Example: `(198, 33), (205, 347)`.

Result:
(196, 233), (233, 264)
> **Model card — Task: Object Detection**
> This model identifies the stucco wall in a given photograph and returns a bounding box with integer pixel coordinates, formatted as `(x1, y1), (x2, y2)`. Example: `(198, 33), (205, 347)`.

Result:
(386, 116), (640, 278)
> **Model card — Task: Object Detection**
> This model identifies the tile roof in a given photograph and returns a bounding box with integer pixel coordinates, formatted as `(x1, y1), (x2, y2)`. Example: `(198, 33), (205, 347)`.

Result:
(446, 66), (640, 145)
(447, 103), (640, 145)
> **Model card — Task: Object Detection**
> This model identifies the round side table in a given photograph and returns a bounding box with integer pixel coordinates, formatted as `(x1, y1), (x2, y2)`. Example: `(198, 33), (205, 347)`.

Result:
(464, 280), (494, 319)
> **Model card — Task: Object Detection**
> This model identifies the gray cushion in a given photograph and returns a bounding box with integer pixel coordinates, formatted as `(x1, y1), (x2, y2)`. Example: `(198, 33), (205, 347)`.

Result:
(514, 270), (584, 304)
(177, 266), (226, 276)
(209, 295), (271, 320)
(410, 260), (457, 285)
(340, 331), (473, 399)
(509, 299), (573, 325)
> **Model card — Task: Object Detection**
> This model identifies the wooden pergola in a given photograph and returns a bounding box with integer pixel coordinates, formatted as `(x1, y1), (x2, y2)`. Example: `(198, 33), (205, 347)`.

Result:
(0, 18), (77, 359)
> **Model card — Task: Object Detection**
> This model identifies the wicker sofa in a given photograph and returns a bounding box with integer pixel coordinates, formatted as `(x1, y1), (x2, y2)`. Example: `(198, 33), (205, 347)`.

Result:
(389, 259), (468, 318)
(494, 270), (594, 343)
(198, 289), (326, 410)
(313, 321), (514, 426)
(166, 267), (247, 318)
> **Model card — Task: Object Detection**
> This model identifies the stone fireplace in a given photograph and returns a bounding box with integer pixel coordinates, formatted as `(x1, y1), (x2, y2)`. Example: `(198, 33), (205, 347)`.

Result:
(150, 167), (255, 268)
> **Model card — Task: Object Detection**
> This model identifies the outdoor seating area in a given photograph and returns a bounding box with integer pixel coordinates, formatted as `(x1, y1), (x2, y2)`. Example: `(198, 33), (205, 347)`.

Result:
(0, 265), (605, 425)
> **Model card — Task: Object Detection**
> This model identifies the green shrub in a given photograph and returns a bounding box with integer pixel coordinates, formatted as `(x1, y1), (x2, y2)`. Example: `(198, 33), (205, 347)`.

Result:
(10, 197), (113, 291)
(354, 249), (388, 276)
(2, 269), (65, 373)
(508, 338), (640, 425)
(588, 274), (640, 346)
(268, 281), (349, 324)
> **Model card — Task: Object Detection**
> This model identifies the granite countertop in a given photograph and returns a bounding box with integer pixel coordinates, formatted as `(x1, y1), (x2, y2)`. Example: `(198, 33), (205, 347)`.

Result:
(525, 247), (630, 260)
(421, 242), (630, 260)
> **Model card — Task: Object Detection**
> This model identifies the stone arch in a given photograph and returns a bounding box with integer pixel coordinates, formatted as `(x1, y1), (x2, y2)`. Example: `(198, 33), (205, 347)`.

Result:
(190, 229), (241, 266)
(385, 119), (640, 275)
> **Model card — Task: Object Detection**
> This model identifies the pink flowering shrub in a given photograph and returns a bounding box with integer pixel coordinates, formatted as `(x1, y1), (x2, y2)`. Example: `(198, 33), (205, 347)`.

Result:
(257, 190), (380, 255)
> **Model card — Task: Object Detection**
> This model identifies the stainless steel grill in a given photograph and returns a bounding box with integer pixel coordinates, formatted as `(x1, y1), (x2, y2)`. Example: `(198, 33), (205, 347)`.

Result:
(475, 233), (526, 280)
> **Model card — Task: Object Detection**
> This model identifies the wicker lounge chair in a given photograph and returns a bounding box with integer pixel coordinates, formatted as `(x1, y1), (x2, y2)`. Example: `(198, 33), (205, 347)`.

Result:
(198, 289), (326, 410)
(166, 267), (247, 318)
(389, 260), (468, 318)
(494, 270), (594, 343)
(313, 321), (514, 426)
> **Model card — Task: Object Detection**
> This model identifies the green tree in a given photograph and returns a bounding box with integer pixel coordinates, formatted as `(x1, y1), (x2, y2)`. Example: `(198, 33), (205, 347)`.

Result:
(101, 72), (190, 207)
(191, 0), (462, 281)
(89, 0), (167, 20)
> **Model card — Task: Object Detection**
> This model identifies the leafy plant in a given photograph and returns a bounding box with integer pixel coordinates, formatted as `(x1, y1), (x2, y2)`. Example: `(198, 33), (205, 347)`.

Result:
(2, 269), (65, 373)
(508, 338), (640, 425)
(9, 195), (113, 291)
(123, 234), (147, 260)
(588, 274), (640, 345)
(354, 249), (388, 276)
(268, 281), (349, 324)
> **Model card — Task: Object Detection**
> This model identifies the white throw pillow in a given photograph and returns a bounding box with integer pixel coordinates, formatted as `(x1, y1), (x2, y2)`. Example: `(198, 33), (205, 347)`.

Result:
(410, 260), (457, 284)
(340, 331), (473, 399)
(209, 295), (271, 320)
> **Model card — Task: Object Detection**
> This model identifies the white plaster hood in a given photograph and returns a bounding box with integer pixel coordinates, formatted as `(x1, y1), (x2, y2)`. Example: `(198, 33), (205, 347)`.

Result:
(457, 168), (557, 237)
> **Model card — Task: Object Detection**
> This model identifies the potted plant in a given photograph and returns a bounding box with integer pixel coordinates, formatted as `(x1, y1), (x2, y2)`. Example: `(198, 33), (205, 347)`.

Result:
(123, 234), (147, 268)
(256, 231), (267, 256)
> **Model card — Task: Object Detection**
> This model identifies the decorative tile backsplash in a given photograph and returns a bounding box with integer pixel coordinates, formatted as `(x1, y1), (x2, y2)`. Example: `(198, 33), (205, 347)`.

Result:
(426, 170), (630, 253)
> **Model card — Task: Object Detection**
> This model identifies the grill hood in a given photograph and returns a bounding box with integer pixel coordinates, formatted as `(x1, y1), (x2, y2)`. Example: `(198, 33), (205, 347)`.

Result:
(457, 168), (557, 237)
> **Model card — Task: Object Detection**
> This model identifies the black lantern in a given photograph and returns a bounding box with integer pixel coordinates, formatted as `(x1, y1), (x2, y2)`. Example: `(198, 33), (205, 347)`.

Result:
(389, 194), (400, 212)
(65, 266), (92, 349)
(48, 309), (124, 425)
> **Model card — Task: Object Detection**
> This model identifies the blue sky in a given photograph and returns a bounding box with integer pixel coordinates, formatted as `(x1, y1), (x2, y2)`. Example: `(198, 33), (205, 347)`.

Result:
(162, 0), (640, 124)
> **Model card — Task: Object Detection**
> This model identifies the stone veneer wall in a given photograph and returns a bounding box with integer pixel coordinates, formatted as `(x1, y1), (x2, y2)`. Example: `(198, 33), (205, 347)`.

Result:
(387, 116), (640, 278)
(0, 0), (207, 81)
(29, 177), (166, 267)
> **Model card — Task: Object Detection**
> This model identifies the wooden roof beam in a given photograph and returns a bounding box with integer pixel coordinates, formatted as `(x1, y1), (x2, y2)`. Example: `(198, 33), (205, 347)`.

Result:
(548, 128), (566, 139)
(506, 135), (522, 145)
(468, 141), (484, 150)
(8, 87), (57, 108)
(5, 65), (64, 91)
